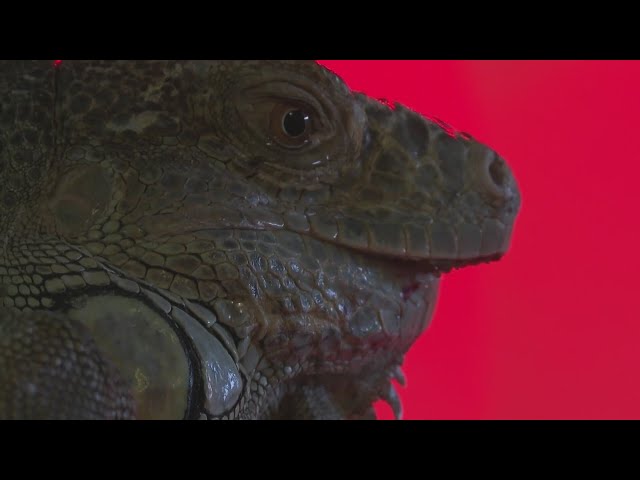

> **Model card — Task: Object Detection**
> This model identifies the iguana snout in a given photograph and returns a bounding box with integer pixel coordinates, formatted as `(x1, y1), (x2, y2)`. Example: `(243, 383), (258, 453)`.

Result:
(301, 91), (521, 269)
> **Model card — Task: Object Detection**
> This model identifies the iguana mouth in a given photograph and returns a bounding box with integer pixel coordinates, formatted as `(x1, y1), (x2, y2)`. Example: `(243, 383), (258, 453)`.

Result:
(303, 218), (511, 281)
(345, 246), (505, 277)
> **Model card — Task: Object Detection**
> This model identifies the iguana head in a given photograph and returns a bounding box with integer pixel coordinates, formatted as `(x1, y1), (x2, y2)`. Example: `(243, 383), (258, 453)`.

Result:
(3, 60), (520, 419)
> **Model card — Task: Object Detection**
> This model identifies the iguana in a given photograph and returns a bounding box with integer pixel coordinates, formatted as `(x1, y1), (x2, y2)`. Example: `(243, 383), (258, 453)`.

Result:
(0, 60), (520, 420)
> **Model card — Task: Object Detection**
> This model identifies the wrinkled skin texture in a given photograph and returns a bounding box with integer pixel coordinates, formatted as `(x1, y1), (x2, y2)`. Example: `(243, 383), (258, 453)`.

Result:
(0, 61), (520, 419)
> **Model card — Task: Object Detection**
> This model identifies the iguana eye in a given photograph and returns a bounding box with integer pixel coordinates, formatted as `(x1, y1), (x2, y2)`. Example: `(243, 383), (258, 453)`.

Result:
(270, 104), (314, 149)
(282, 109), (309, 137)
(231, 75), (365, 174)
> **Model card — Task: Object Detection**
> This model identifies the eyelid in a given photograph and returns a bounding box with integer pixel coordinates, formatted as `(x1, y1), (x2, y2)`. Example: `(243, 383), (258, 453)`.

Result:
(233, 79), (342, 159)
(241, 81), (327, 120)
(238, 100), (330, 151)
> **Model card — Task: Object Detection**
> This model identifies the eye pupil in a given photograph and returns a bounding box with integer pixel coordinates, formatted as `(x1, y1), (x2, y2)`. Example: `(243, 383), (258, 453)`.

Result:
(282, 109), (309, 138)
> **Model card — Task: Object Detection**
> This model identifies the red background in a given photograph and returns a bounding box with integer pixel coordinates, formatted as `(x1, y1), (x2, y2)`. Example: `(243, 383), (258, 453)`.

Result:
(319, 60), (640, 420)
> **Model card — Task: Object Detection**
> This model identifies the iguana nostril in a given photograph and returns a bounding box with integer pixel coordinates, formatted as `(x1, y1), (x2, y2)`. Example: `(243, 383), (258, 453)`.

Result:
(488, 155), (507, 188)
(469, 144), (512, 200)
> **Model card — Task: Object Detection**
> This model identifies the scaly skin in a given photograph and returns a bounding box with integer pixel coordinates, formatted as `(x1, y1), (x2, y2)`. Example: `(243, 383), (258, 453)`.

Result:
(0, 61), (520, 419)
